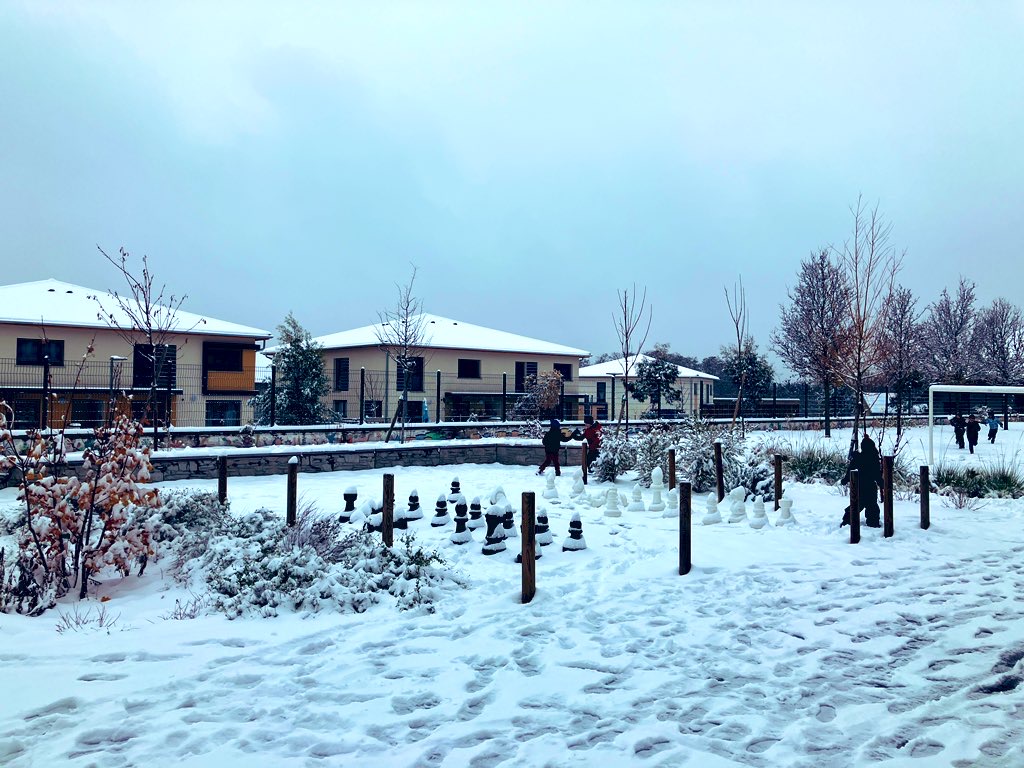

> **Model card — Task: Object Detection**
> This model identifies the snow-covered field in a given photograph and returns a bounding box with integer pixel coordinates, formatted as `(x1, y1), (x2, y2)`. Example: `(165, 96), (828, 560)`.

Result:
(3, 427), (1024, 767)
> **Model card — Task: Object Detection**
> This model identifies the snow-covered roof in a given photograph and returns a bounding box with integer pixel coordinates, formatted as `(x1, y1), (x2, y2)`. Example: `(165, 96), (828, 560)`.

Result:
(274, 313), (588, 357)
(0, 279), (271, 339)
(579, 355), (719, 380)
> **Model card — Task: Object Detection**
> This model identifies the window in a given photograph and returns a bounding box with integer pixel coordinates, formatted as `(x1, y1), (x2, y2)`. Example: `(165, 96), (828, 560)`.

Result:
(515, 361), (538, 392)
(202, 343), (244, 372)
(334, 357), (350, 391)
(396, 356), (424, 392)
(553, 363), (573, 382)
(693, 382), (699, 395)
(133, 344), (177, 389)
(205, 400), (241, 427)
(457, 358), (481, 379)
(16, 338), (65, 366)
(596, 382), (607, 402)
(132, 398), (170, 426)
(71, 399), (105, 428)
(10, 399), (41, 429)
(363, 400), (383, 420)
(332, 400), (348, 419)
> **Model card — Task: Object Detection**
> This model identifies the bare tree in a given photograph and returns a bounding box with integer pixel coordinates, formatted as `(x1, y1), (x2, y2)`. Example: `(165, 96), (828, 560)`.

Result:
(613, 285), (652, 430)
(771, 248), (852, 437)
(92, 246), (204, 449)
(877, 285), (923, 438)
(975, 298), (1024, 385)
(724, 277), (752, 428)
(375, 267), (431, 441)
(830, 198), (904, 452)
(918, 277), (982, 385)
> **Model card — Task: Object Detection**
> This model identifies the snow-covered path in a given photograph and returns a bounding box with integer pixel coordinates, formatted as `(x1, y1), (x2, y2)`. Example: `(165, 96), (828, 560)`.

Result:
(3, 464), (1024, 767)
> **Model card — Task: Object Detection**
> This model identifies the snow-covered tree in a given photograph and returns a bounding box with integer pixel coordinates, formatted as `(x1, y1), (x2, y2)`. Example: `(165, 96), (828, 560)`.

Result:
(918, 277), (982, 384)
(878, 285), (924, 435)
(974, 298), (1024, 385)
(629, 357), (681, 417)
(259, 313), (330, 426)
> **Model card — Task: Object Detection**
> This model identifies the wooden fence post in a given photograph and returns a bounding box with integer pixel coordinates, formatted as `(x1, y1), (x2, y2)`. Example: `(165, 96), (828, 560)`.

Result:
(713, 440), (725, 502)
(286, 456), (298, 527)
(679, 481), (692, 575)
(920, 465), (930, 530)
(883, 455), (894, 538)
(773, 454), (783, 511)
(217, 454), (228, 506)
(382, 473), (395, 547)
(521, 492), (537, 603)
(849, 469), (860, 544)
(668, 448), (676, 491)
(581, 442), (588, 485)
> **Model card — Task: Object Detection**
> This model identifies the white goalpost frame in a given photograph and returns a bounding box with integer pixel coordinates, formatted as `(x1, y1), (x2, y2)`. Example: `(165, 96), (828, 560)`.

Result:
(928, 384), (1024, 466)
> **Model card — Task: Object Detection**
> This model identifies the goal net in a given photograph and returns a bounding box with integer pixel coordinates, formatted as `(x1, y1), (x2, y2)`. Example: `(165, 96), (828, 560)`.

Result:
(928, 384), (1024, 465)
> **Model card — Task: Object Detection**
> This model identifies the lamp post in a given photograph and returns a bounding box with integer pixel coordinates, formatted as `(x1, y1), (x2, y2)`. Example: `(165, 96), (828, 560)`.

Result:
(109, 355), (127, 426)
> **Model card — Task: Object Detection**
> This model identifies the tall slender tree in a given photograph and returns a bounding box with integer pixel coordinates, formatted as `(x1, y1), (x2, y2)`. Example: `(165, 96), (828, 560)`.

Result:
(918, 277), (982, 384)
(375, 267), (430, 441)
(975, 297), (1024, 385)
(878, 285), (923, 437)
(613, 285), (652, 430)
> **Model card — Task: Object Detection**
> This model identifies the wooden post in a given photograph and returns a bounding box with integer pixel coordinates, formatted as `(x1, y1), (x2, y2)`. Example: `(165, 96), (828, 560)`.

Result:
(883, 455), (894, 538)
(501, 372), (507, 421)
(42, 356), (50, 428)
(713, 440), (725, 502)
(382, 473), (395, 547)
(269, 364), (277, 426)
(803, 382), (809, 418)
(668, 448), (676, 491)
(286, 456), (298, 527)
(581, 442), (588, 485)
(217, 455), (228, 505)
(849, 468), (860, 544)
(920, 465), (930, 530)
(521, 492), (536, 603)
(1003, 393), (1010, 430)
(359, 367), (366, 425)
(773, 454), (783, 511)
(678, 481), (692, 575)
(435, 370), (442, 423)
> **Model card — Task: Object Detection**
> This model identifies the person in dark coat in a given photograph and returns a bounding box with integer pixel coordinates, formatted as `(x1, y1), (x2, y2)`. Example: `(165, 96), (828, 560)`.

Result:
(986, 413), (1001, 443)
(841, 434), (883, 528)
(582, 416), (603, 470)
(949, 413), (967, 449)
(966, 414), (982, 454)
(537, 419), (580, 476)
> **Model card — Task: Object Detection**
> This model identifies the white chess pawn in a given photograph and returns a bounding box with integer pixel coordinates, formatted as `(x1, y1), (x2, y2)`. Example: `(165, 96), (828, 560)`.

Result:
(571, 471), (585, 497)
(605, 487), (622, 517)
(749, 494), (769, 529)
(702, 494), (722, 525)
(542, 472), (559, 501)
(727, 487), (747, 523)
(627, 484), (646, 512)
(665, 487), (679, 518)
(649, 475), (666, 514)
(776, 497), (797, 526)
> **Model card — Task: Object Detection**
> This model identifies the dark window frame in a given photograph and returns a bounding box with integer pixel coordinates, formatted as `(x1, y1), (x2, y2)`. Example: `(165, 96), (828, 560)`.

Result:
(396, 356), (425, 393)
(205, 399), (242, 427)
(553, 363), (573, 382)
(457, 358), (482, 379)
(16, 338), (65, 367)
(332, 399), (348, 419)
(334, 357), (350, 391)
(133, 343), (177, 389)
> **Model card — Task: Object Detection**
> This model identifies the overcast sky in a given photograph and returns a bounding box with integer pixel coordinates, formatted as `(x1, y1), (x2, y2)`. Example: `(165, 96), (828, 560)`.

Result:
(3, 2), (1023, 371)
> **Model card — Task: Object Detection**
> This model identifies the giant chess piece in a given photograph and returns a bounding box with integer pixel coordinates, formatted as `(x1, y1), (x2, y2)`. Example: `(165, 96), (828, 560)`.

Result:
(664, 487), (679, 518)
(490, 486), (507, 505)
(776, 497), (797, 527)
(467, 496), (485, 530)
(340, 486), (358, 523)
(350, 500), (370, 527)
(482, 504), (507, 555)
(605, 487), (622, 518)
(536, 509), (553, 546)
(406, 489), (423, 521)
(450, 497), (472, 545)
(365, 499), (383, 532)
(394, 505), (410, 531)
(562, 512), (587, 551)
(627, 483), (646, 512)
(727, 487), (748, 524)
(542, 471), (559, 501)
(571, 471), (585, 498)
(649, 467), (666, 513)
(702, 493), (722, 525)
(502, 503), (518, 539)
(431, 494), (451, 527)
(448, 476), (462, 505)
(749, 494), (769, 530)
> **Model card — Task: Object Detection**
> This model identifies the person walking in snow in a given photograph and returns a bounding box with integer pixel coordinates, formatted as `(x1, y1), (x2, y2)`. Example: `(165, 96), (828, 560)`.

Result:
(949, 413), (967, 449)
(582, 415), (603, 470)
(537, 419), (580, 476)
(986, 413), (1001, 444)
(966, 414), (981, 454)
(841, 435), (883, 528)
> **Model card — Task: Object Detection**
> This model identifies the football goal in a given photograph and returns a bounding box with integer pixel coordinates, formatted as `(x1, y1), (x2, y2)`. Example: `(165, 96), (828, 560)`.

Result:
(928, 384), (1024, 465)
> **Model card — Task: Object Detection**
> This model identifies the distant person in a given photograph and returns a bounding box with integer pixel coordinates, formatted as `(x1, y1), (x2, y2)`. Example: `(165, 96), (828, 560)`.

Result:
(949, 413), (967, 449)
(966, 414), (981, 454)
(537, 419), (580, 476)
(582, 416), (603, 470)
(987, 413), (1001, 444)
(841, 435), (883, 528)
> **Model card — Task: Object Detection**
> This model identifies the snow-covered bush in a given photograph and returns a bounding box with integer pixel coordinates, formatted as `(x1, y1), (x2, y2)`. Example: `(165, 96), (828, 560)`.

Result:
(725, 453), (775, 502)
(633, 426), (678, 487)
(673, 416), (743, 494)
(593, 429), (637, 482)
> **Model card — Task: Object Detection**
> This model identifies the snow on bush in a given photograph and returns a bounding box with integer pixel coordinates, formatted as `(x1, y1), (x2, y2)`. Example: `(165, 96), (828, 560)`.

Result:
(592, 429), (637, 482)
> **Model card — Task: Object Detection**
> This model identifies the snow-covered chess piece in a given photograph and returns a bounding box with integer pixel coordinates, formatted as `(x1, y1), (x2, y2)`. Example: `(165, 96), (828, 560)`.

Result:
(627, 484), (646, 512)
(450, 498), (472, 545)
(536, 509), (553, 546)
(448, 476), (461, 505)
(340, 486), (358, 523)
(702, 493), (722, 525)
(481, 504), (507, 555)
(490, 486), (507, 505)
(394, 505), (410, 531)
(749, 495), (769, 530)
(502, 503), (518, 538)
(605, 487), (622, 517)
(665, 487), (679, 518)
(649, 467), (666, 513)
(776, 497), (796, 527)
(727, 487), (748, 524)
(431, 494), (451, 527)
(350, 499), (370, 527)
(542, 471), (559, 501)
(467, 496), (485, 530)
(562, 512), (587, 551)
(406, 490), (423, 521)
(365, 499), (383, 532)
(571, 471), (585, 498)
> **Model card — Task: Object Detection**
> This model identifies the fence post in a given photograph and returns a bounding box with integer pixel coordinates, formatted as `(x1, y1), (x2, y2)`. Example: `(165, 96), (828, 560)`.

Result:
(269, 364), (277, 427)
(521, 492), (537, 603)
(772, 382), (777, 422)
(713, 440), (725, 502)
(803, 382), (808, 418)
(287, 456), (298, 527)
(774, 454), (783, 511)
(435, 370), (442, 423)
(42, 356), (50, 429)
(679, 481), (692, 575)
(359, 367), (366, 425)
(560, 379), (566, 420)
(849, 469), (860, 544)
(920, 465), (930, 530)
(883, 455), (894, 538)
(668, 448), (676, 491)
(581, 442), (588, 485)
(1004, 393), (1009, 430)
(502, 372), (507, 421)
(382, 473), (395, 547)
(610, 377), (616, 424)
(217, 455), (228, 505)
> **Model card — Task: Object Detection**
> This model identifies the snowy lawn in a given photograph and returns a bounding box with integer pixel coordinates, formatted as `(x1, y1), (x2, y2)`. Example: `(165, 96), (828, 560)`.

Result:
(2, 451), (1024, 766)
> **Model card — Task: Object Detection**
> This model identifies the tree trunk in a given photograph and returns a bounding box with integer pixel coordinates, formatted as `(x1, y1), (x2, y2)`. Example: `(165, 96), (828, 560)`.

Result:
(824, 379), (831, 438)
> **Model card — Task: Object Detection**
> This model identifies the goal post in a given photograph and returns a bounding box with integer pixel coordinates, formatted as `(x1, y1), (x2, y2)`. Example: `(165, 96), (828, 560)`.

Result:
(928, 384), (1024, 465)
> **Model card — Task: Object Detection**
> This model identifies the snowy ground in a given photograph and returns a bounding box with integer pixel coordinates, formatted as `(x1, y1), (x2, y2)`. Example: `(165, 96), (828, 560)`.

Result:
(2, 431), (1024, 767)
